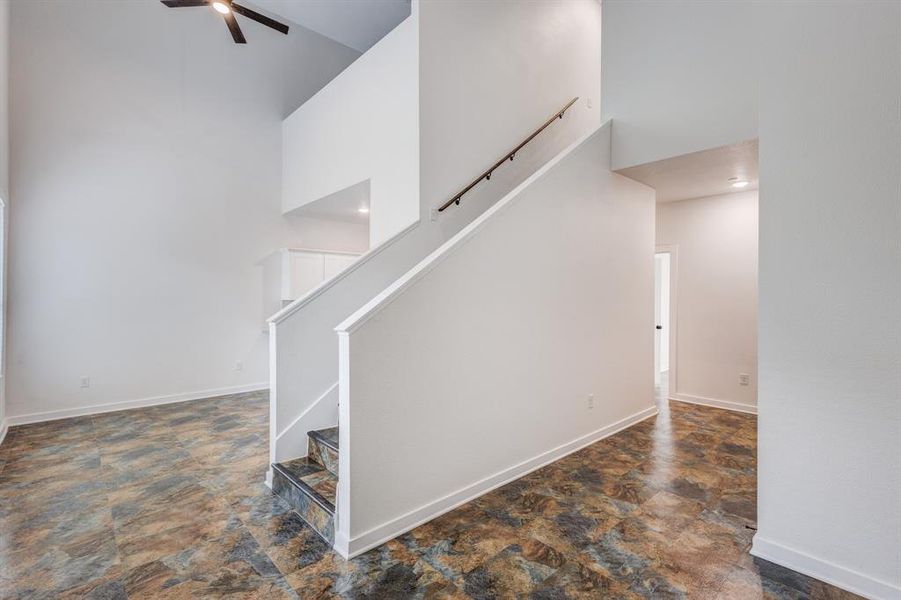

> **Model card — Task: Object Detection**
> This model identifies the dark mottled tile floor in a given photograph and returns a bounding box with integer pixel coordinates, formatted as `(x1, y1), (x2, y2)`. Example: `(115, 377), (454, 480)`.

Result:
(0, 391), (861, 599)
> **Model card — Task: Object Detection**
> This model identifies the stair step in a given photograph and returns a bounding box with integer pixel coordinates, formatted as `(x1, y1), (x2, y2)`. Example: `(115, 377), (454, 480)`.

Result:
(308, 427), (338, 476)
(271, 457), (336, 544)
(309, 426), (338, 450)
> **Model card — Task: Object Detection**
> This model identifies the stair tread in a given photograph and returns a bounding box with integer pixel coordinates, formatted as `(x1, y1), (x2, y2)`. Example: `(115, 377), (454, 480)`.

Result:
(272, 457), (337, 514)
(308, 427), (339, 451)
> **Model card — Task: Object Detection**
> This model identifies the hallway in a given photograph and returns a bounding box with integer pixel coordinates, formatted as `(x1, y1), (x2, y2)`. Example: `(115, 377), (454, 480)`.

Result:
(656, 370), (670, 405)
(0, 391), (857, 598)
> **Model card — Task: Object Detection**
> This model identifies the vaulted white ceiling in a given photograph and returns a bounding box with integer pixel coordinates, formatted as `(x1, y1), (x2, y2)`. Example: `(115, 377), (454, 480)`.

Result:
(249, 0), (410, 52)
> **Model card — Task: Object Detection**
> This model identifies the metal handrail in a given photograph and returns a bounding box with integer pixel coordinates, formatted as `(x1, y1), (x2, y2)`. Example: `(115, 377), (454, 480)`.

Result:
(437, 97), (579, 213)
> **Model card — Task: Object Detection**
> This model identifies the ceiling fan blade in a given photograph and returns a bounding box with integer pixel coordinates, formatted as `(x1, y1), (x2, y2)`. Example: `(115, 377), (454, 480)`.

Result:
(231, 3), (289, 35)
(160, 0), (208, 7)
(222, 10), (247, 44)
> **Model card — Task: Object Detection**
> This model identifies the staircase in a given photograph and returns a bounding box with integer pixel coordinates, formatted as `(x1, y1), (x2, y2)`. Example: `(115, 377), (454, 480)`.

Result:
(271, 427), (338, 544)
(268, 96), (591, 557)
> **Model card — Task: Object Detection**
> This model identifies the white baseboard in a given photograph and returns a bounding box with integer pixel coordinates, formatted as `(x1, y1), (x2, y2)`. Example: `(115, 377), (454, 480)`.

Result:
(0, 418), (8, 446)
(4, 382), (269, 427)
(670, 392), (757, 415)
(341, 404), (658, 559)
(751, 535), (901, 600)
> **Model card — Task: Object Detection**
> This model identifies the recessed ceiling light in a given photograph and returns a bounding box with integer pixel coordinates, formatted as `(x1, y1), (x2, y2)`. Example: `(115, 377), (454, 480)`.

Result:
(730, 179), (750, 189)
(357, 207), (370, 214)
(212, 1), (231, 14)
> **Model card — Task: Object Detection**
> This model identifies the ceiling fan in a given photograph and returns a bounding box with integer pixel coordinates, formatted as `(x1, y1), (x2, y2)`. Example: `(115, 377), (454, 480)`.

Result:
(161, 0), (289, 44)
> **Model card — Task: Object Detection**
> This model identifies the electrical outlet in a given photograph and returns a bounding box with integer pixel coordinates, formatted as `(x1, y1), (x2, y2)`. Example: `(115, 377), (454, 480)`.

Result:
(587, 394), (595, 409)
(235, 361), (244, 372)
(80, 376), (90, 389)
(430, 206), (439, 222)
(739, 373), (750, 386)
(586, 97), (593, 108)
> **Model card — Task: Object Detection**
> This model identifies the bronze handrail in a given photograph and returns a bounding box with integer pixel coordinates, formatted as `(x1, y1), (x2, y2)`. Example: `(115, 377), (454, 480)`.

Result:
(437, 97), (579, 213)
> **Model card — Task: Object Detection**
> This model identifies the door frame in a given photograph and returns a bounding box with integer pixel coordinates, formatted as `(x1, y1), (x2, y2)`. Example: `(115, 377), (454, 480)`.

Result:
(655, 244), (678, 400)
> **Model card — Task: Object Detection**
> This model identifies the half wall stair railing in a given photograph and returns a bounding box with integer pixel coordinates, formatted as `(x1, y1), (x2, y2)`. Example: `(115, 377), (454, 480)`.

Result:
(270, 93), (590, 555)
(437, 96), (579, 212)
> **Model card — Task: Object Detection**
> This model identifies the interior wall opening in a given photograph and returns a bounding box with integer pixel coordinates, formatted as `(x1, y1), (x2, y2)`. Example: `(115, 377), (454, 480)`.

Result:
(620, 140), (759, 414)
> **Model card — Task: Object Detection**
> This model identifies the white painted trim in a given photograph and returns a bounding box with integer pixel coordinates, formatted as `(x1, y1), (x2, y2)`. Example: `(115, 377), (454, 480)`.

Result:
(4, 382), (269, 426)
(334, 331), (352, 558)
(670, 392), (757, 415)
(343, 403), (657, 558)
(334, 531), (351, 559)
(751, 535), (901, 600)
(335, 124), (609, 335)
(268, 220), (420, 325)
(268, 321), (279, 467)
(0, 418), (8, 446)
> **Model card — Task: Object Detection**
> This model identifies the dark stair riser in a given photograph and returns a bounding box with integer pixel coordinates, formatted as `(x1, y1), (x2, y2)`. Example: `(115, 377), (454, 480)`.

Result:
(309, 435), (339, 476)
(271, 465), (335, 545)
(308, 427), (338, 451)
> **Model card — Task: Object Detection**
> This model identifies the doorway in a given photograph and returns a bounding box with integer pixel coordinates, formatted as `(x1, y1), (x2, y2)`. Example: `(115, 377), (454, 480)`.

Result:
(654, 247), (676, 404)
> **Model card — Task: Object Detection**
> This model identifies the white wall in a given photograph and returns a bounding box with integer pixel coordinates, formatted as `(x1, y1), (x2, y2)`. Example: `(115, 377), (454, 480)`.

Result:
(283, 215), (369, 255)
(0, 0), (8, 438)
(270, 0), (603, 466)
(421, 0), (601, 230)
(282, 15), (418, 248)
(603, 3), (900, 594)
(0, 0), (7, 200)
(754, 3), (901, 598)
(335, 123), (655, 557)
(5, 0), (359, 422)
(656, 191), (758, 412)
(601, 0), (758, 170)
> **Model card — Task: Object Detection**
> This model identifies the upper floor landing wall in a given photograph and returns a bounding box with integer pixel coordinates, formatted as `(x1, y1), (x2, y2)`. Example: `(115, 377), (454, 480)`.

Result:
(601, 0), (758, 170)
(282, 12), (419, 248)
